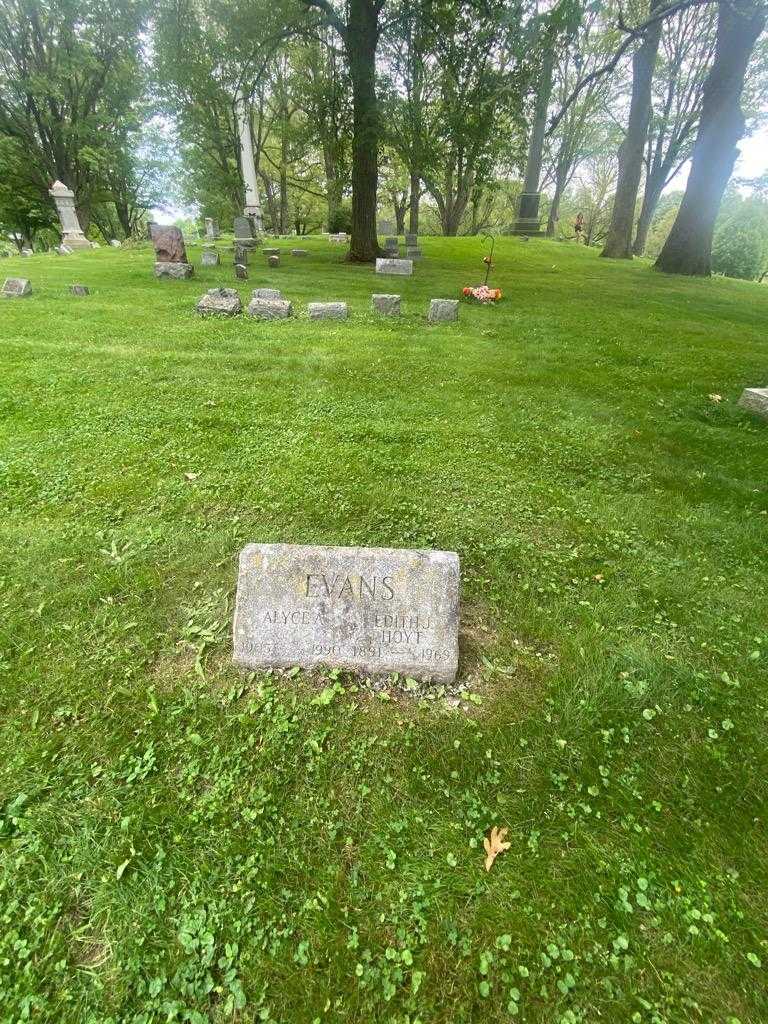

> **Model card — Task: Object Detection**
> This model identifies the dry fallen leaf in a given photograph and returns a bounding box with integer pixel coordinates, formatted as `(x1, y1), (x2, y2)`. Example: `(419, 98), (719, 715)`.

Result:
(184, 472), (199, 481)
(483, 826), (511, 872)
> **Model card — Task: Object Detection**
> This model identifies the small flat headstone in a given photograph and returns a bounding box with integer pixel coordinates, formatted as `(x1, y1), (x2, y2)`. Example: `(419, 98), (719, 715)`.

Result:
(69, 284), (89, 296)
(2, 277), (32, 298)
(21, 248), (33, 257)
(154, 261), (194, 279)
(235, 264), (248, 280)
(372, 293), (401, 316)
(252, 288), (282, 299)
(247, 297), (293, 320)
(375, 258), (413, 277)
(291, 249), (309, 256)
(201, 250), (220, 266)
(428, 298), (458, 323)
(268, 255), (280, 268)
(738, 387), (768, 419)
(262, 248), (280, 256)
(196, 286), (242, 317)
(308, 301), (347, 320)
(233, 543), (460, 683)
(110, 239), (121, 247)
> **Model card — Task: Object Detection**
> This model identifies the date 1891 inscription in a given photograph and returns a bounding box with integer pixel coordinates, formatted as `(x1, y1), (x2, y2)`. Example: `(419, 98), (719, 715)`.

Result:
(233, 543), (459, 683)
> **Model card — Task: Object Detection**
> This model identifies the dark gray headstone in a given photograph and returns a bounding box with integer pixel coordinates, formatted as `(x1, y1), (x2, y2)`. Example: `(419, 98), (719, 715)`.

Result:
(69, 284), (90, 296)
(232, 543), (460, 683)
(235, 264), (248, 280)
(234, 216), (254, 241)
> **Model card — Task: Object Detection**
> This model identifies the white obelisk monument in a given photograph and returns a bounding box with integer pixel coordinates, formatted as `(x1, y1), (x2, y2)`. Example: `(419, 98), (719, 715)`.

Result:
(236, 95), (263, 236)
(49, 181), (92, 249)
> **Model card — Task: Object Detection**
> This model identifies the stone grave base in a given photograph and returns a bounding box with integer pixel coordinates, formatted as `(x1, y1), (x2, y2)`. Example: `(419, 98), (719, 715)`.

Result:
(154, 262), (194, 279)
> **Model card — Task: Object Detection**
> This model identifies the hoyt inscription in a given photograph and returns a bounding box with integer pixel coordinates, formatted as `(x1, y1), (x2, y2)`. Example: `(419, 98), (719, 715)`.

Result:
(232, 544), (460, 683)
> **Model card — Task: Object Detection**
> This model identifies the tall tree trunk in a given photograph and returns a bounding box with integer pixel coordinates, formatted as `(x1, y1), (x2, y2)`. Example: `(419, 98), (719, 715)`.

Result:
(632, 178), (664, 255)
(408, 171), (420, 234)
(546, 177), (566, 237)
(394, 193), (406, 233)
(513, 45), (554, 234)
(601, 0), (664, 259)
(656, 0), (765, 275)
(347, 0), (381, 262)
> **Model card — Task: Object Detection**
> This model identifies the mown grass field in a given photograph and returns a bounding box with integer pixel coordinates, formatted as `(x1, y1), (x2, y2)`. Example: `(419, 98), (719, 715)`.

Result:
(1, 235), (767, 1024)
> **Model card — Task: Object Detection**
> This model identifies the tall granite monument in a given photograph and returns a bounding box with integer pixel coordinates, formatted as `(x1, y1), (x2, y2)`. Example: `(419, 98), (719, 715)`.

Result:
(48, 181), (91, 250)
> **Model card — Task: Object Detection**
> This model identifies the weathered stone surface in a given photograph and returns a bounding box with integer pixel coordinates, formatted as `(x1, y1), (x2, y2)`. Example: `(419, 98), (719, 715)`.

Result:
(384, 236), (398, 251)
(152, 226), (188, 264)
(329, 232), (347, 244)
(196, 287), (242, 317)
(372, 293), (401, 316)
(234, 216), (255, 243)
(247, 297), (293, 320)
(201, 249), (220, 266)
(21, 248), (33, 257)
(252, 287), (282, 299)
(378, 219), (395, 236)
(375, 258), (413, 276)
(308, 301), (348, 320)
(268, 255), (280, 268)
(738, 387), (768, 419)
(405, 233), (418, 246)
(48, 180), (91, 249)
(110, 239), (121, 247)
(2, 277), (32, 298)
(428, 298), (459, 322)
(291, 248), (309, 256)
(234, 244), (248, 265)
(235, 264), (248, 280)
(57, 245), (73, 255)
(154, 261), (194, 279)
(405, 247), (423, 259)
(69, 284), (90, 296)
(233, 543), (460, 683)
(205, 217), (219, 239)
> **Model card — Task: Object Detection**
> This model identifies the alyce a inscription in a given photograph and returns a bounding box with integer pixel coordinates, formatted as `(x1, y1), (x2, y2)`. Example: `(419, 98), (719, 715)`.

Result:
(232, 543), (460, 683)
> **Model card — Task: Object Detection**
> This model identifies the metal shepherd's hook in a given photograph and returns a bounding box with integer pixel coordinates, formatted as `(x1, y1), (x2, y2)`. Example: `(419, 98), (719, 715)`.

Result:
(482, 234), (495, 286)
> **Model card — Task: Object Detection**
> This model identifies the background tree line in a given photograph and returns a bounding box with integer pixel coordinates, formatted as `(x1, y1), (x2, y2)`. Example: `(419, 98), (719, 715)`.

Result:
(0, 0), (766, 276)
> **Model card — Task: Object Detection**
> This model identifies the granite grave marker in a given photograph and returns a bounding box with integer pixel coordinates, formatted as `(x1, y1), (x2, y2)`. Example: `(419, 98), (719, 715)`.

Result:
(233, 543), (460, 683)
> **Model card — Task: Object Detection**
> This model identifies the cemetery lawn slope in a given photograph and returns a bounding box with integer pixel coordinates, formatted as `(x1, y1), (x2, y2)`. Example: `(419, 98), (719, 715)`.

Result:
(1, 236), (767, 1023)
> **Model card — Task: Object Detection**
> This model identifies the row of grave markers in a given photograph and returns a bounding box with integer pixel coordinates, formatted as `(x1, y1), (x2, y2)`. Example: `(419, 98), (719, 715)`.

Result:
(194, 287), (459, 322)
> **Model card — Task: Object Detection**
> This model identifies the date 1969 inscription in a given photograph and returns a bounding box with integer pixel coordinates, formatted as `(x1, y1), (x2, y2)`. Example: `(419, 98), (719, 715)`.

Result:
(232, 543), (459, 684)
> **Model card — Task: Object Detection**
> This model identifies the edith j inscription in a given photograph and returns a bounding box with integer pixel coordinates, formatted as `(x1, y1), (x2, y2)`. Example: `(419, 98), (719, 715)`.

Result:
(233, 543), (459, 683)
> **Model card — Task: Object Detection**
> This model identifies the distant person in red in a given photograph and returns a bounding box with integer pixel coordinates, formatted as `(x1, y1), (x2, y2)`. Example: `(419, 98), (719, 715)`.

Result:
(574, 212), (585, 243)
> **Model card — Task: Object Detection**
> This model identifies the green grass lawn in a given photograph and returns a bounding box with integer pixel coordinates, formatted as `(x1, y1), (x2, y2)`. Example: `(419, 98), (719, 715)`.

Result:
(1, 235), (767, 1024)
